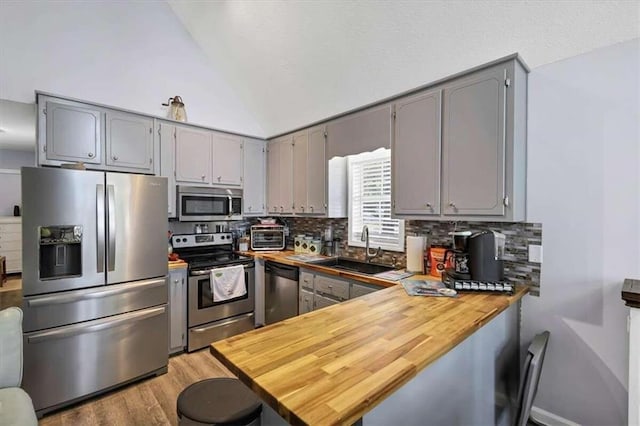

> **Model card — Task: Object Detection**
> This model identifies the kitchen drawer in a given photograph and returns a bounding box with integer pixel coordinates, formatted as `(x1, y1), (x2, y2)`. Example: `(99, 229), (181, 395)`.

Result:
(0, 223), (21, 233)
(0, 232), (21, 243)
(314, 275), (349, 301)
(314, 293), (339, 310)
(299, 271), (314, 290)
(0, 240), (21, 251)
(350, 282), (381, 299)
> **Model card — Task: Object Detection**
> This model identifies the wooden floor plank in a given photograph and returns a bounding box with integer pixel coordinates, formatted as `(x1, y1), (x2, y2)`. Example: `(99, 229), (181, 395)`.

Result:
(38, 349), (232, 426)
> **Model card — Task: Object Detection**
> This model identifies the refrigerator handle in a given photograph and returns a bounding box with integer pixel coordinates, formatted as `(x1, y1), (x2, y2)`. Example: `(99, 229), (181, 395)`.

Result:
(96, 184), (105, 273)
(107, 184), (116, 272)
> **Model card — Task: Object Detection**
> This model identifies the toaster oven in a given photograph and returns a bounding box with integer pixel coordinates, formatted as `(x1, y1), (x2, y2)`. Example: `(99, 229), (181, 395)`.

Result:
(250, 225), (285, 251)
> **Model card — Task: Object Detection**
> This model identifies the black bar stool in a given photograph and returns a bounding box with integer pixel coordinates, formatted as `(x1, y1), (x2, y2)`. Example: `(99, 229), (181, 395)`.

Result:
(177, 378), (262, 426)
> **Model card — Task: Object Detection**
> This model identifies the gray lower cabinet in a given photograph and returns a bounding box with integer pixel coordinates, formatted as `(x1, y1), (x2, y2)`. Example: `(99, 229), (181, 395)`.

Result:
(299, 288), (314, 315)
(168, 268), (187, 354)
(298, 269), (383, 313)
(314, 293), (339, 310)
(350, 282), (380, 299)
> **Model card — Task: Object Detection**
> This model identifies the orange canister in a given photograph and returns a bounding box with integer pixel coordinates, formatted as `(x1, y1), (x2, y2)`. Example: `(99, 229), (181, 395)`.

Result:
(428, 246), (448, 277)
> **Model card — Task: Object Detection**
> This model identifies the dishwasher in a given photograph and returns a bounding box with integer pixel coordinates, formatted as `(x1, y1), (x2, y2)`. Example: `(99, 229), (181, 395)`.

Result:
(264, 261), (299, 325)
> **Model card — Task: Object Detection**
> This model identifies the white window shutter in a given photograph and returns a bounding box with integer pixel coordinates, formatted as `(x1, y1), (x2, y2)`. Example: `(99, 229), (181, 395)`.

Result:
(348, 149), (404, 252)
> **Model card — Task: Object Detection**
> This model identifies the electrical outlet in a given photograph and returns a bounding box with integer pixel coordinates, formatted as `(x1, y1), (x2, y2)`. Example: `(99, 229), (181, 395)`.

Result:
(528, 245), (543, 263)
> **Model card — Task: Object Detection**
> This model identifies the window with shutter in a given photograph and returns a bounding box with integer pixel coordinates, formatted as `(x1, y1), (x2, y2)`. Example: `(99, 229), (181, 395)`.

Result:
(348, 148), (404, 252)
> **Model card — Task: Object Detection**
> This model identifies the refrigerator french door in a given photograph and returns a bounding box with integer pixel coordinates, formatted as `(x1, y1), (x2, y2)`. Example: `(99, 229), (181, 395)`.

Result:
(20, 166), (169, 416)
(22, 167), (167, 295)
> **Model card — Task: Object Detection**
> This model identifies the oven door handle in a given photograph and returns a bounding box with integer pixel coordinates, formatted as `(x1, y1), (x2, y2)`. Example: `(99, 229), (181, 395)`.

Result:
(190, 265), (254, 276)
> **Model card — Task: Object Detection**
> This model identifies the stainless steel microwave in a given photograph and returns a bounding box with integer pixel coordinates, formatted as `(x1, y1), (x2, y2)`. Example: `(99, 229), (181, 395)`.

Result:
(178, 186), (242, 221)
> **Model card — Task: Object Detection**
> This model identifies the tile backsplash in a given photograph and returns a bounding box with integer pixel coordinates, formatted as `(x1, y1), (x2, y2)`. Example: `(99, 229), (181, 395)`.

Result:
(285, 217), (542, 296)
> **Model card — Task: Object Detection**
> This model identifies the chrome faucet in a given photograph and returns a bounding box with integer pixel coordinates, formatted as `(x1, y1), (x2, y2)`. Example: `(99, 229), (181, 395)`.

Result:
(361, 225), (382, 262)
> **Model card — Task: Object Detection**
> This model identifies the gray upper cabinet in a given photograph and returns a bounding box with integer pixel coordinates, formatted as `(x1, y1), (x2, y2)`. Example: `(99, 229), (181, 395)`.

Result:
(292, 130), (308, 214)
(390, 57), (527, 222)
(105, 112), (154, 173)
(158, 121), (177, 217)
(212, 133), (243, 187)
(41, 99), (102, 164)
(307, 126), (326, 215)
(392, 90), (441, 216)
(267, 135), (294, 215)
(37, 95), (158, 174)
(243, 138), (266, 216)
(441, 65), (506, 217)
(175, 127), (212, 185)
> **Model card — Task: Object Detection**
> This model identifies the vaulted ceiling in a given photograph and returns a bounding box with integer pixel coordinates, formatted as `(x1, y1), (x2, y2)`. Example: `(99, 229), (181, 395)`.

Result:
(168, 0), (639, 137)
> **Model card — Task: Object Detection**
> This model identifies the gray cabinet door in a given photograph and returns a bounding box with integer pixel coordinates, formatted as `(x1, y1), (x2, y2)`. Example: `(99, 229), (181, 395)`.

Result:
(175, 127), (212, 185)
(299, 288), (314, 315)
(307, 126), (326, 215)
(266, 139), (280, 214)
(105, 112), (154, 173)
(212, 133), (243, 186)
(314, 293), (339, 310)
(293, 131), (308, 214)
(278, 136), (294, 214)
(169, 269), (187, 354)
(242, 139), (266, 215)
(45, 100), (102, 164)
(158, 122), (176, 217)
(393, 90), (441, 215)
(442, 66), (506, 216)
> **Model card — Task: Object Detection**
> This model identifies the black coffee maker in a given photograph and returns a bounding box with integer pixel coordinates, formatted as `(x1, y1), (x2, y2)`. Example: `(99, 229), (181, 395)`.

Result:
(443, 231), (472, 280)
(468, 231), (505, 281)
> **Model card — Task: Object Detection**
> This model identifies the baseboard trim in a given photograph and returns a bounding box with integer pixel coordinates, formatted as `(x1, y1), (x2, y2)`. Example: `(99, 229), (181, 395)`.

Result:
(531, 406), (581, 426)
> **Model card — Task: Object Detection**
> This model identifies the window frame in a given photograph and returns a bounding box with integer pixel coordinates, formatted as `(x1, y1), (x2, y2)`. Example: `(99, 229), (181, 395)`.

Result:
(347, 148), (405, 252)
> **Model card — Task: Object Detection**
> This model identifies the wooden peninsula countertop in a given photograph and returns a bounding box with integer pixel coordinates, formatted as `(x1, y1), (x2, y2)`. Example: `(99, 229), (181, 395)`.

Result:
(210, 258), (529, 425)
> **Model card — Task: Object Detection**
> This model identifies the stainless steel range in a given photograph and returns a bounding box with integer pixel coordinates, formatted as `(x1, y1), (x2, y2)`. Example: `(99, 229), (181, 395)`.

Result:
(171, 233), (255, 352)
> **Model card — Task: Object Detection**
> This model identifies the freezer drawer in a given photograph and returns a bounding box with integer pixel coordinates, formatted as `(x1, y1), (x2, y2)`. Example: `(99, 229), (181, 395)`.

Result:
(188, 312), (254, 352)
(22, 277), (168, 332)
(22, 305), (168, 414)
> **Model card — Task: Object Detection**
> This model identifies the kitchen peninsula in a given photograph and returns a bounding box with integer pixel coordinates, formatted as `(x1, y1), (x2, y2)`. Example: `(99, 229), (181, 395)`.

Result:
(211, 275), (528, 425)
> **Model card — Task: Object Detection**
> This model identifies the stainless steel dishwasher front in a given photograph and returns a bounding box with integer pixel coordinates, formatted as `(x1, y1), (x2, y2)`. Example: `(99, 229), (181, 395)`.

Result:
(264, 261), (299, 325)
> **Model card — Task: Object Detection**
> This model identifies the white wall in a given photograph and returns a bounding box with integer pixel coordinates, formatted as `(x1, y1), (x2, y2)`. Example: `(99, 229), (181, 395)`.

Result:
(0, 149), (35, 216)
(0, 1), (263, 137)
(525, 38), (640, 425)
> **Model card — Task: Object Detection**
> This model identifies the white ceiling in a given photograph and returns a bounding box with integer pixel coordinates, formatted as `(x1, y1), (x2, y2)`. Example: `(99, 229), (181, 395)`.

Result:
(168, 0), (640, 137)
(0, 99), (36, 151)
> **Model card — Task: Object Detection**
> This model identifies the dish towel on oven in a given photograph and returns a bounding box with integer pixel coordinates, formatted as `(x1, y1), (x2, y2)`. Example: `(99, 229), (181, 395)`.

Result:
(211, 265), (246, 302)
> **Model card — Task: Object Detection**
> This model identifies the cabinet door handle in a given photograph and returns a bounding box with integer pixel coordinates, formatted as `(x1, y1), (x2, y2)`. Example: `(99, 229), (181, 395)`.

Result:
(426, 203), (432, 209)
(217, 176), (221, 181)
(112, 155), (118, 161)
(248, 206), (252, 211)
(201, 175), (206, 181)
(300, 206), (305, 212)
(173, 279), (180, 285)
(310, 206), (314, 212)
(280, 206), (283, 212)
(88, 152), (94, 158)
(449, 202), (456, 210)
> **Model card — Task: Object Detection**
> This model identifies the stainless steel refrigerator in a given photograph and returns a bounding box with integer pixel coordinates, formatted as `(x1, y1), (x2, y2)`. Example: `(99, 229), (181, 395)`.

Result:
(20, 166), (169, 417)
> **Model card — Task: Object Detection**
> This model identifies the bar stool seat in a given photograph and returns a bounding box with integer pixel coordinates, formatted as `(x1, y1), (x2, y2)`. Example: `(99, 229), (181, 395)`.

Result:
(177, 378), (262, 426)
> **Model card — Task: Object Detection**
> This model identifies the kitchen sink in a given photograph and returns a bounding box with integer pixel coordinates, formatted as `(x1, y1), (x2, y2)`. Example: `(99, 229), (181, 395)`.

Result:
(312, 257), (396, 275)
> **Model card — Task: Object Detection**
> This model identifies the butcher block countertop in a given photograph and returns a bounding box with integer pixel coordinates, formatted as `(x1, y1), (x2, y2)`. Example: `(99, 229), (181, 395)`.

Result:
(210, 275), (528, 425)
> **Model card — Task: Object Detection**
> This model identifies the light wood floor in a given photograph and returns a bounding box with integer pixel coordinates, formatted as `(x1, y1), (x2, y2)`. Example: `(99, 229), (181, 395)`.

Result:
(39, 349), (236, 426)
